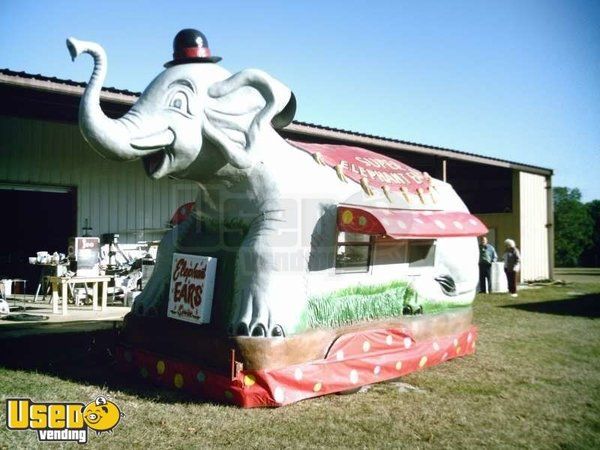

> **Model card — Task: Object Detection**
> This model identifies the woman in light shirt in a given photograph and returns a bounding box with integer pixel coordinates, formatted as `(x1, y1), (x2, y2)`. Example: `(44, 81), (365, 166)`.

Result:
(503, 239), (521, 297)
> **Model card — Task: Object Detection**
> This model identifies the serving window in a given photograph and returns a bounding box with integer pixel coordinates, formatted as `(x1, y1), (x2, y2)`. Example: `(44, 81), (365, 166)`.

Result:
(335, 232), (372, 273)
(372, 238), (436, 268)
(407, 239), (436, 267)
(335, 232), (436, 273)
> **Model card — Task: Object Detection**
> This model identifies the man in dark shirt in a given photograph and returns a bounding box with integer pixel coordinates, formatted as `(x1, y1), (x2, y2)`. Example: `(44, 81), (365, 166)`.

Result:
(479, 236), (497, 293)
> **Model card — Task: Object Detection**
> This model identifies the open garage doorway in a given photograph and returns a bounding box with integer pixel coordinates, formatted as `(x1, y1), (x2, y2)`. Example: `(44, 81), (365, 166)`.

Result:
(0, 184), (76, 294)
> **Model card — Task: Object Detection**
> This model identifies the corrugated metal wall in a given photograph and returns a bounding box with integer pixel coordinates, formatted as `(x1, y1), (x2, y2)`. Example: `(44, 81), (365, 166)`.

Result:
(0, 116), (196, 243)
(519, 172), (549, 280)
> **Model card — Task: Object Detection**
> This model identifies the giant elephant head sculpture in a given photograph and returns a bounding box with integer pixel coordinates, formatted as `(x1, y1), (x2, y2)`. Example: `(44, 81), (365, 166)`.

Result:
(67, 28), (296, 181)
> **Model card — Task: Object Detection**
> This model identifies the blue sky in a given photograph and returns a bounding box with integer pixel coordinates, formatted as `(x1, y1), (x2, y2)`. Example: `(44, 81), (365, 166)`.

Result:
(1, 0), (599, 201)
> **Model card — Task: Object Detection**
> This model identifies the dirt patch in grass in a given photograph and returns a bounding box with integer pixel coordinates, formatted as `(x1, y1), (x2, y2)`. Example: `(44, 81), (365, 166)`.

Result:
(1, 282), (600, 448)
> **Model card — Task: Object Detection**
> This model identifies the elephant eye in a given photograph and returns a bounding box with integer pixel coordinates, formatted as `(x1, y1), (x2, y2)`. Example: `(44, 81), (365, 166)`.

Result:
(168, 91), (191, 115)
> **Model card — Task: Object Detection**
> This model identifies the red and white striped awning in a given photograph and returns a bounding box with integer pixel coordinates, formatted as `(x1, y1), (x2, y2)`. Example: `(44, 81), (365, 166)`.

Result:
(337, 205), (488, 239)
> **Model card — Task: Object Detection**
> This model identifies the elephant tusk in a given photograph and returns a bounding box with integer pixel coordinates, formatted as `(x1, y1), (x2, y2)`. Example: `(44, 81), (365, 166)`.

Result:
(130, 128), (175, 150)
(417, 187), (426, 205)
(312, 152), (326, 166)
(335, 164), (348, 183)
(382, 185), (393, 203)
(400, 186), (411, 204)
(430, 189), (438, 203)
(360, 177), (374, 196)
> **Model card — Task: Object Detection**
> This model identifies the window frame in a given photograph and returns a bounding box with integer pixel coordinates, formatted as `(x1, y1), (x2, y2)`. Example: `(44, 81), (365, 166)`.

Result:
(334, 232), (374, 274)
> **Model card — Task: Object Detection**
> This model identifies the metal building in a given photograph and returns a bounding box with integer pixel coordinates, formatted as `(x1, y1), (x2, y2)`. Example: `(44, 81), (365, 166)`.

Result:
(0, 69), (553, 289)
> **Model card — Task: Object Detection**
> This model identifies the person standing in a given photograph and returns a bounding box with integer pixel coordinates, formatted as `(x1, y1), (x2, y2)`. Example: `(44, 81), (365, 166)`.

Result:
(478, 236), (497, 293)
(503, 239), (521, 297)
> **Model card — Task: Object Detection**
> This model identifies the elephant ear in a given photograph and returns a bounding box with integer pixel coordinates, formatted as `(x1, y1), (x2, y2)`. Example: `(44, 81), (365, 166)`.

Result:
(204, 69), (296, 169)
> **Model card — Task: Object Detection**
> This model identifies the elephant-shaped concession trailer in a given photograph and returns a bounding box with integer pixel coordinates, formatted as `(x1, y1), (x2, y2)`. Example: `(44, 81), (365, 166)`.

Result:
(68, 29), (486, 407)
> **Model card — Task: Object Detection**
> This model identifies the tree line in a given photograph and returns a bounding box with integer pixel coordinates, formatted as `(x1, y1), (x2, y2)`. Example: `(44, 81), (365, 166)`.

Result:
(554, 187), (600, 267)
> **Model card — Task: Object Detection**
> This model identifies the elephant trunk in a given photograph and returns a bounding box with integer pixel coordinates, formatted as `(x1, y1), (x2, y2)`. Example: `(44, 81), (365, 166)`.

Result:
(67, 37), (138, 161)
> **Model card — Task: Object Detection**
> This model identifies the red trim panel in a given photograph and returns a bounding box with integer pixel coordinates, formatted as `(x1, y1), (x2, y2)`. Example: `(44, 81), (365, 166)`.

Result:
(116, 326), (477, 408)
(338, 205), (488, 238)
(170, 202), (195, 226)
(175, 46), (212, 58)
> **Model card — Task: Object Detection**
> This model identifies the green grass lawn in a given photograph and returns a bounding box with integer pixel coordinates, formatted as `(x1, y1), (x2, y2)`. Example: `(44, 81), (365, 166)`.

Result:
(1, 282), (599, 448)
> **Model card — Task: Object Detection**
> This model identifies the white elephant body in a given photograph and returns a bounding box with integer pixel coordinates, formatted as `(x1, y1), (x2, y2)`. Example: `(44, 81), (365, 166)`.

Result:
(68, 36), (484, 337)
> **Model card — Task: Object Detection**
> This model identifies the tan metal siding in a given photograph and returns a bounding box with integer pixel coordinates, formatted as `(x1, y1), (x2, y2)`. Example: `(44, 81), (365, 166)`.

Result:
(474, 212), (519, 252)
(519, 172), (549, 280)
(0, 116), (196, 244)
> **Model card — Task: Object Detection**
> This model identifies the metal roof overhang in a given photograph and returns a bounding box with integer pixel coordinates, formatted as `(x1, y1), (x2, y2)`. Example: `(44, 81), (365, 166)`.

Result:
(284, 122), (553, 177)
(0, 69), (553, 177)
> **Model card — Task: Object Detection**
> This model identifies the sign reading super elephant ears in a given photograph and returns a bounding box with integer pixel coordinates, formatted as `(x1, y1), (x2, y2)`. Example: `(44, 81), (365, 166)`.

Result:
(288, 140), (432, 195)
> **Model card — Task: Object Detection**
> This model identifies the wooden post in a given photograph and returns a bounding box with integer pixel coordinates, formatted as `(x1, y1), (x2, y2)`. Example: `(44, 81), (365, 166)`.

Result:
(51, 278), (59, 314)
(101, 280), (107, 311)
(92, 281), (99, 311)
(442, 159), (447, 182)
(61, 279), (68, 315)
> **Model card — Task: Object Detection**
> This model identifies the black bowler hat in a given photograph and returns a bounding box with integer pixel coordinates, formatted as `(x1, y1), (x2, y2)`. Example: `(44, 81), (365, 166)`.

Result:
(164, 28), (222, 67)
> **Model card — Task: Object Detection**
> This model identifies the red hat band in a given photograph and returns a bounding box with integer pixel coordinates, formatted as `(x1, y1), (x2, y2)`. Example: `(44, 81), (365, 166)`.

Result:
(175, 46), (212, 59)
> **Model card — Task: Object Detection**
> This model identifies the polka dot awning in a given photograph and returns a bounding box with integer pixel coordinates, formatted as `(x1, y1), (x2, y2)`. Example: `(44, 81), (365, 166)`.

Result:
(338, 205), (488, 238)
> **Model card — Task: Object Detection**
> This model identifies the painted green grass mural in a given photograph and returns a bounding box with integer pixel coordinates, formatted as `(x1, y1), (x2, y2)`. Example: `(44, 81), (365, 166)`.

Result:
(298, 280), (468, 330)
(299, 281), (416, 330)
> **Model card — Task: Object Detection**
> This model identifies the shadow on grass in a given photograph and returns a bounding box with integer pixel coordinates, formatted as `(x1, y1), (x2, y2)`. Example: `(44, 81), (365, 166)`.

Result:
(0, 323), (210, 405)
(501, 292), (600, 318)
